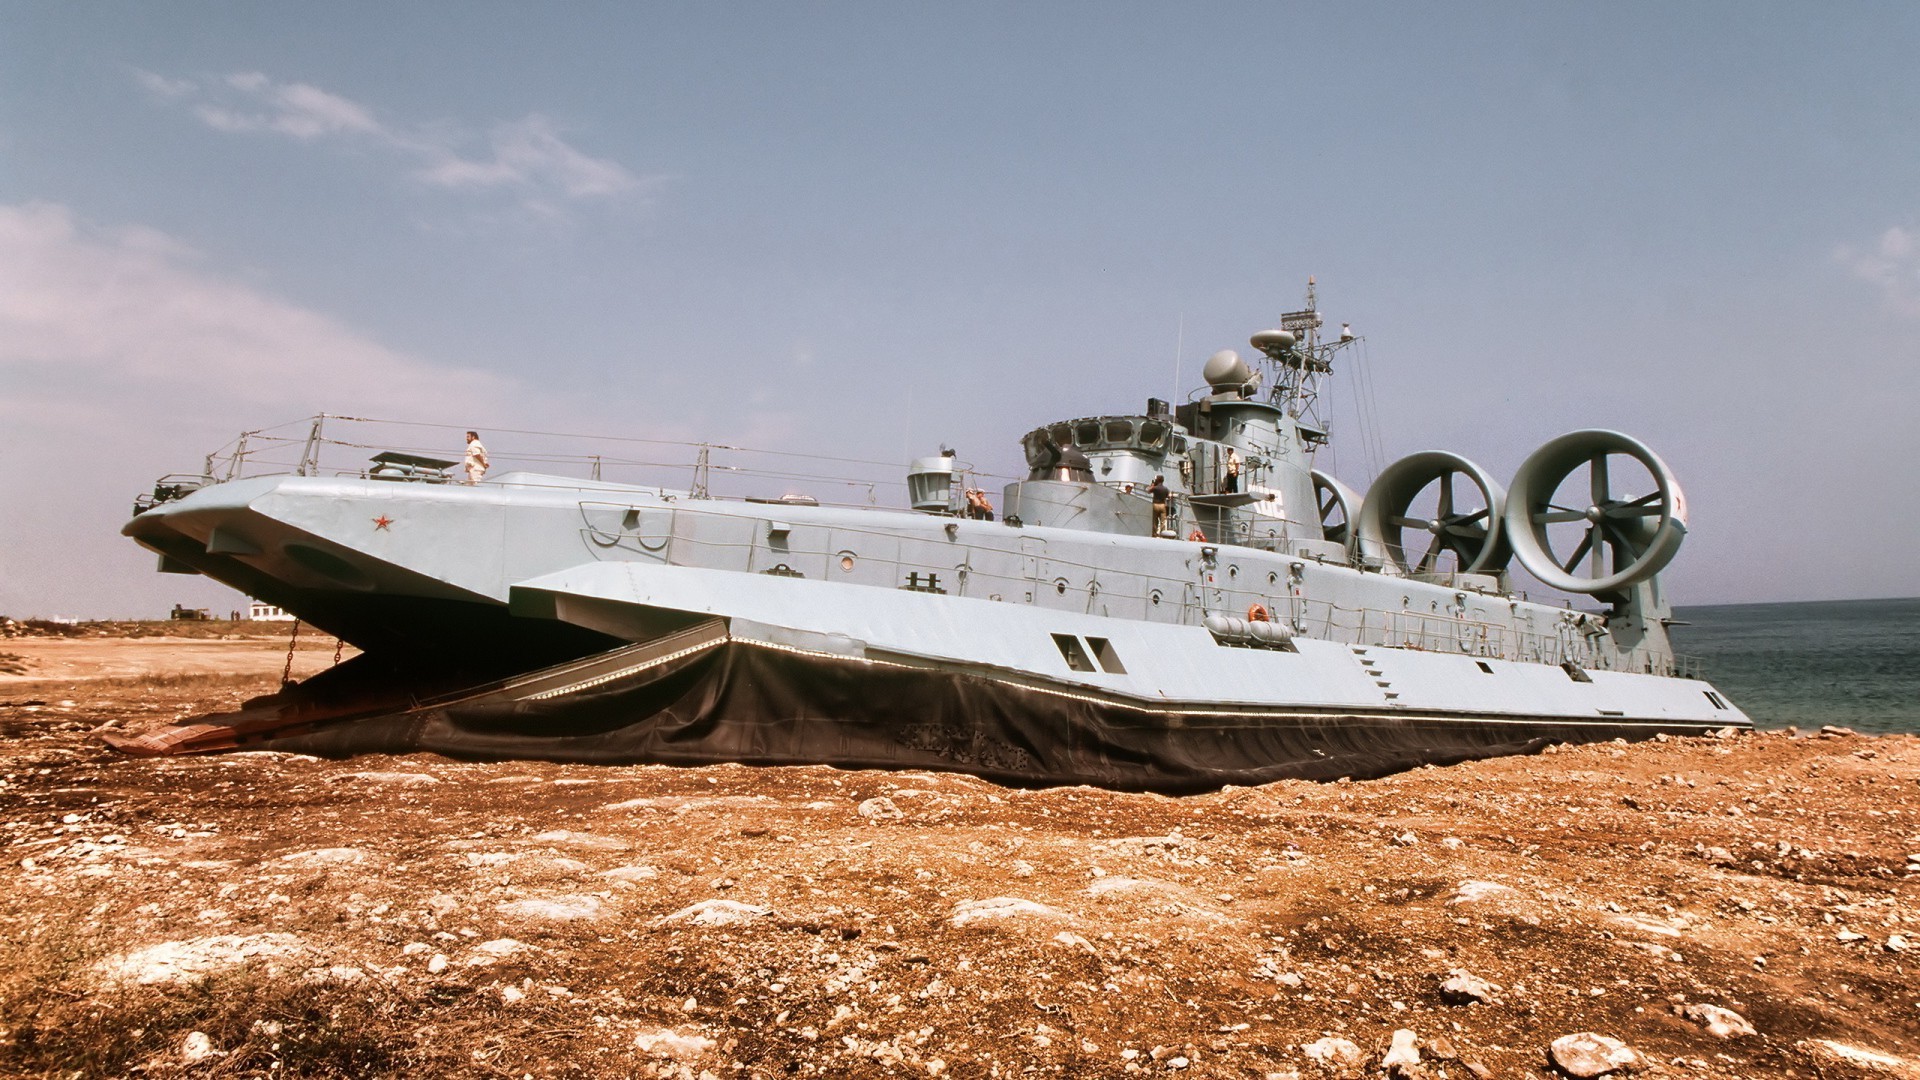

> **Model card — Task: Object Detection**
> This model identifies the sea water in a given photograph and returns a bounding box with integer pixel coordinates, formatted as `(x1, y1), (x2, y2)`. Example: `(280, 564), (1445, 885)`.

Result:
(1674, 597), (1920, 735)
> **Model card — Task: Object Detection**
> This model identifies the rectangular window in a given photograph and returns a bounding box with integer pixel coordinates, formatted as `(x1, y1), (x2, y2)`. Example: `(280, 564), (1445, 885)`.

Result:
(1475, 661), (1494, 674)
(1704, 691), (1727, 710)
(1052, 633), (1096, 673)
(1086, 637), (1127, 674)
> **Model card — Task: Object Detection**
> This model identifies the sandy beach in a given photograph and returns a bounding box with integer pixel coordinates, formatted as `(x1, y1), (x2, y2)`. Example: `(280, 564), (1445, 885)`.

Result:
(1, 633), (1915, 1078)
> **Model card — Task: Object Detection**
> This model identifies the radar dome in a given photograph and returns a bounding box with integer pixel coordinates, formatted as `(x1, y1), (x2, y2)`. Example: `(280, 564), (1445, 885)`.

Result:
(1202, 349), (1252, 390)
(1249, 329), (1296, 356)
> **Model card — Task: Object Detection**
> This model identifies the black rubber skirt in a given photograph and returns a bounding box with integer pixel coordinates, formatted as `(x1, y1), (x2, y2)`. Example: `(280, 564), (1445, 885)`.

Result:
(261, 641), (1719, 794)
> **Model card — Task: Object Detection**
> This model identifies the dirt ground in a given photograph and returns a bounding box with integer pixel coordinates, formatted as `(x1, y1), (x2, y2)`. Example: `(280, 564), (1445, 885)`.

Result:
(0, 634), (1915, 1079)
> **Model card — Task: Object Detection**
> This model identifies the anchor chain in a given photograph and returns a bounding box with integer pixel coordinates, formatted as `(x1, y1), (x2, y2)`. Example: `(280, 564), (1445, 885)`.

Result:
(280, 620), (301, 688)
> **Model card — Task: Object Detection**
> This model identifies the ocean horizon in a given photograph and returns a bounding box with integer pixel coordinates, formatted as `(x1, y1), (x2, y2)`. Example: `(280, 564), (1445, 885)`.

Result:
(1673, 596), (1919, 736)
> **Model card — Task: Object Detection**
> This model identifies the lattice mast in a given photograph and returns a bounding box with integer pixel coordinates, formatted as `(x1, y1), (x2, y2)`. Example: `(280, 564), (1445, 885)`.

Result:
(1251, 277), (1358, 449)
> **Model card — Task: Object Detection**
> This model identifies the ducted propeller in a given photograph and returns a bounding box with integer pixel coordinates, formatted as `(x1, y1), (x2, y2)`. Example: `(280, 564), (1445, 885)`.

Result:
(1503, 430), (1687, 595)
(1310, 469), (1361, 549)
(1355, 452), (1510, 576)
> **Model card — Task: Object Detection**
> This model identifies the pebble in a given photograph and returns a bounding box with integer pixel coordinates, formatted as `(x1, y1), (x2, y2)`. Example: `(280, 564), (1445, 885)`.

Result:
(1885, 934), (1910, 953)
(427, 953), (449, 974)
(857, 797), (904, 820)
(1548, 1032), (1643, 1078)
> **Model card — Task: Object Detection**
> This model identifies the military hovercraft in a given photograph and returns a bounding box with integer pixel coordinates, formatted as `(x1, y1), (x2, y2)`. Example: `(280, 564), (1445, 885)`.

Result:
(116, 284), (1748, 791)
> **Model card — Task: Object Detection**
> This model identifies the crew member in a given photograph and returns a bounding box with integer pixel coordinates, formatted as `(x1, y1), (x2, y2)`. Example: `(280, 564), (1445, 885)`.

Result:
(1223, 446), (1241, 493)
(964, 488), (996, 521)
(1149, 474), (1170, 537)
(464, 430), (490, 485)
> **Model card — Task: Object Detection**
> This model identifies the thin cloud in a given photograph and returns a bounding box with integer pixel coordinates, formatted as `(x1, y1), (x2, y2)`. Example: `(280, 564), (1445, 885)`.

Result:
(136, 70), (649, 216)
(1835, 225), (1920, 317)
(0, 200), (518, 617)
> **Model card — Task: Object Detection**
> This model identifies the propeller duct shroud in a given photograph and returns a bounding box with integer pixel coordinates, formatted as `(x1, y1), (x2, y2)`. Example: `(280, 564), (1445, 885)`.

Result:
(1502, 430), (1688, 595)
(1355, 452), (1511, 576)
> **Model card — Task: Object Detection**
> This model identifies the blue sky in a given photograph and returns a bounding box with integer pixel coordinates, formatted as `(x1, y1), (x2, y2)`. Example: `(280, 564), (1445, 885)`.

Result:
(3, 2), (1917, 617)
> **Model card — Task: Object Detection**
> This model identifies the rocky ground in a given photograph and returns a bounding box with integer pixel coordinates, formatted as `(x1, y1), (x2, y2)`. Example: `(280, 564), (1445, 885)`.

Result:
(0, 633), (1916, 1078)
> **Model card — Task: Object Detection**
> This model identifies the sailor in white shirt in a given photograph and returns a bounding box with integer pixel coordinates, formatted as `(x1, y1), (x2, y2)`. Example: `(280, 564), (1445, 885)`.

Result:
(464, 431), (489, 485)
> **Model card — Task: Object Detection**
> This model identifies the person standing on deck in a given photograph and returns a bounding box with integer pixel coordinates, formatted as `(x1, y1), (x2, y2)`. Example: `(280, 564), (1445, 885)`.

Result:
(1149, 474), (1170, 537)
(464, 431), (490, 485)
(1223, 446), (1241, 493)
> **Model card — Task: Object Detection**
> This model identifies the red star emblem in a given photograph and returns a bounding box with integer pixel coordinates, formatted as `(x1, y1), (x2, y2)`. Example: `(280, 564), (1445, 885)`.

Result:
(372, 515), (393, 530)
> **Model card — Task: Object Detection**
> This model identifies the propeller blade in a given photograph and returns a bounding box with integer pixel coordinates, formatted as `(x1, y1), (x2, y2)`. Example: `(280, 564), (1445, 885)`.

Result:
(1590, 454), (1611, 505)
(1600, 517), (1647, 558)
(1562, 529), (1594, 574)
(1534, 510), (1587, 524)
(1437, 473), (1455, 517)
(1416, 535), (1444, 574)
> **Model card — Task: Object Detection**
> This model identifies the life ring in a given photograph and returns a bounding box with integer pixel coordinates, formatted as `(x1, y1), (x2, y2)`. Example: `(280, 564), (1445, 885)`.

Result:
(1187, 528), (1207, 542)
(1247, 603), (1270, 623)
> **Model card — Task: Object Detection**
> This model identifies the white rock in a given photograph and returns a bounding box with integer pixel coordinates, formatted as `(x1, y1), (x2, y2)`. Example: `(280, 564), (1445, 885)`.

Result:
(601, 864), (661, 883)
(1301, 1036), (1363, 1069)
(331, 771), (439, 785)
(530, 829), (629, 850)
(633, 1028), (716, 1059)
(1381, 1028), (1419, 1068)
(1795, 1039), (1917, 1074)
(1884, 934), (1910, 953)
(857, 797), (904, 820)
(657, 899), (773, 927)
(427, 953), (449, 974)
(947, 897), (1072, 928)
(1548, 1032), (1643, 1078)
(1447, 880), (1514, 905)
(96, 933), (310, 987)
(181, 1030), (215, 1062)
(497, 895), (610, 922)
(278, 847), (367, 866)
(1439, 969), (1499, 1005)
(1675, 1003), (1754, 1039)
(1087, 876), (1179, 898)
(462, 938), (533, 966)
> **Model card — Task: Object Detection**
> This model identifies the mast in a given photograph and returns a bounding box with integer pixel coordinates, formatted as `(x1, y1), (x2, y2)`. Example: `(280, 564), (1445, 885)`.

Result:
(1251, 277), (1359, 449)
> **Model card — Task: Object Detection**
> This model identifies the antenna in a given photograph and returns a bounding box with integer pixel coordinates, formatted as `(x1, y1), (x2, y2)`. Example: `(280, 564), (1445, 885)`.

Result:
(1172, 313), (1184, 404)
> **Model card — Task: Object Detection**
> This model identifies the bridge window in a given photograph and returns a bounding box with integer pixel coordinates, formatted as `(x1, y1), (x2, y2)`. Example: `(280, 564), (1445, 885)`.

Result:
(1104, 419), (1134, 444)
